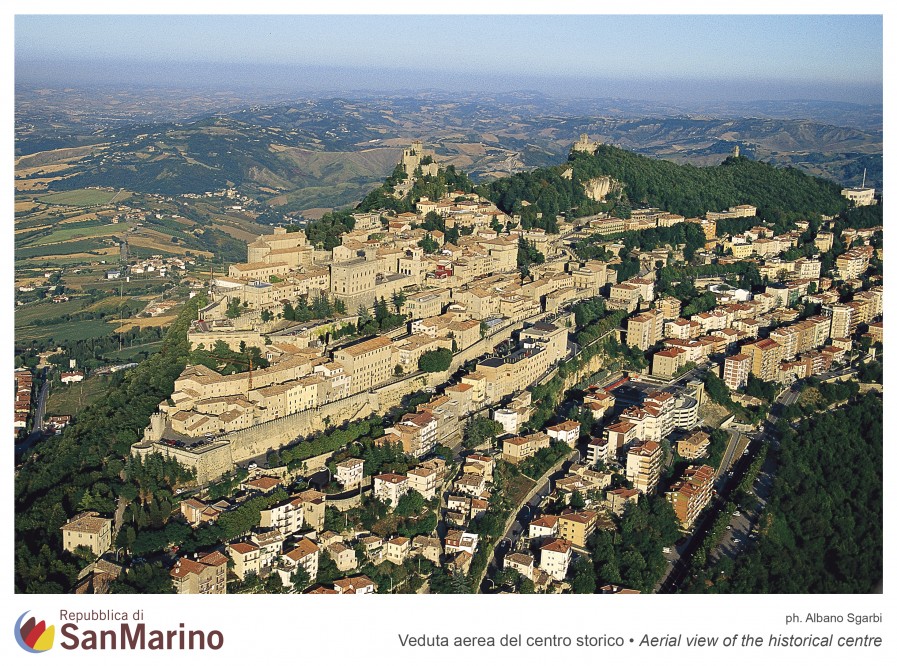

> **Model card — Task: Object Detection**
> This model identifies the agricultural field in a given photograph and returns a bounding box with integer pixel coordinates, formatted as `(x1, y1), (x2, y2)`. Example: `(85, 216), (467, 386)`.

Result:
(16, 317), (116, 347)
(24, 221), (131, 246)
(45, 374), (111, 417)
(36, 188), (131, 207)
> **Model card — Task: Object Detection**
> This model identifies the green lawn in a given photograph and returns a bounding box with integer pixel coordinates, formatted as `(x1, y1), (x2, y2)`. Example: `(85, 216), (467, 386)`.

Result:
(37, 189), (130, 207)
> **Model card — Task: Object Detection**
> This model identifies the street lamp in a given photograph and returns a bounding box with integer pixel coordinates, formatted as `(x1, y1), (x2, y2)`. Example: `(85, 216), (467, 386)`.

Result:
(485, 578), (496, 592)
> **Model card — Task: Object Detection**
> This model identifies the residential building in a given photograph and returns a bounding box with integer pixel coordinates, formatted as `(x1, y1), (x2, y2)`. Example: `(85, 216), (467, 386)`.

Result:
(502, 432), (550, 464)
(407, 465), (440, 500)
(606, 488), (639, 516)
(259, 496), (305, 536)
(332, 335), (394, 393)
(386, 536), (411, 565)
(335, 458), (365, 489)
(625, 440), (662, 495)
(170, 551), (228, 595)
(678, 431), (710, 460)
(295, 489), (326, 531)
(546, 420), (580, 444)
(327, 541), (358, 572)
(278, 538), (320, 588)
(666, 465), (715, 531)
(540, 538), (573, 581)
(373, 473), (409, 507)
(444, 530), (479, 556)
(627, 309), (663, 350)
(742, 338), (783, 382)
(528, 515), (560, 543)
(333, 575), (377, 594)
(723, 353), (751, 391)
(652, 348), (686, 378)
(60, 512), (113, 557)
(411, 536), (442, 564)
(504, 552), (535, 580)
(558, 510), (598, 548)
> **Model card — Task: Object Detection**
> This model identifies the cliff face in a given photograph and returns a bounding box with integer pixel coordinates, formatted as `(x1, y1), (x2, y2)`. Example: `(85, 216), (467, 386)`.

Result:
(583, 176), (620, 202)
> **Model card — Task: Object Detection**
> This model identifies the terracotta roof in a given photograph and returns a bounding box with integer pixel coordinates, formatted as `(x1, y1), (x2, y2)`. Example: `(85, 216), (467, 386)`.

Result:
(284, 538), (319, 561)
(541, 538), (573, 554)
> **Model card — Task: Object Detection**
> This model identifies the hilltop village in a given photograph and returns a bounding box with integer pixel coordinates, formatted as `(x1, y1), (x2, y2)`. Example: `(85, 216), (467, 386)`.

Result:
(54, 139), (882, 595)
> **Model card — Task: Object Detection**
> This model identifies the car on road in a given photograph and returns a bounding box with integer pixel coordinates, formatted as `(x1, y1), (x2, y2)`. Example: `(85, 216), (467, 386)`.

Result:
(733, 538), (741, 544)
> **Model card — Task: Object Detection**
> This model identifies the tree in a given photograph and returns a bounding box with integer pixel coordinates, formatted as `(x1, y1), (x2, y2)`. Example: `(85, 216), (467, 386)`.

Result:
(418, 234), (439, 254)
(571, 557), (597, 594)
(463, 416), (502, 448)
(418, 348), (452, 373)
(290, 565), (311, 592)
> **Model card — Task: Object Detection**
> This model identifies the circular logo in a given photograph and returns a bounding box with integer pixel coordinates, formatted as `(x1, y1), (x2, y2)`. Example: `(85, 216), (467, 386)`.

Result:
(15, 612), (55, 653)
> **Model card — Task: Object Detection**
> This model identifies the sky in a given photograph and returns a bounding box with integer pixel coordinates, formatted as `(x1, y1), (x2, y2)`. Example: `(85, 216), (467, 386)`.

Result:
(13, 13), (885, 103)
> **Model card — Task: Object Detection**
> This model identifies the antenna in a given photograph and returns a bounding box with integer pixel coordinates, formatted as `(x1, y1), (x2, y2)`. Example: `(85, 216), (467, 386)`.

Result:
(861, 168), (867, 189)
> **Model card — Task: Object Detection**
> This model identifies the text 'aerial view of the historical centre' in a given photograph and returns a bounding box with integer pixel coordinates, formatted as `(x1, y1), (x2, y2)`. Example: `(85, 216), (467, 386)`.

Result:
(14, 14), (882, 596)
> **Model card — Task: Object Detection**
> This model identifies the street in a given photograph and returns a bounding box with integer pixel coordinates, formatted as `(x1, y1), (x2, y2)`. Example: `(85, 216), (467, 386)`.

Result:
(656, 386), (799, 593)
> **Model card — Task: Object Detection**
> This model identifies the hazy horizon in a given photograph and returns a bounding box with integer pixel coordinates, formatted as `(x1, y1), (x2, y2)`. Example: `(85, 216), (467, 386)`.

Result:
(15, 14), (883, 105)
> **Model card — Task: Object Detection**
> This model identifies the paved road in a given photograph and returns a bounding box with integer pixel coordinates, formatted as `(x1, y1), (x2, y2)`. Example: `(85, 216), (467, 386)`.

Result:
(16, 371), (50, 458)
(479, 449), (581, 593)
(656, 386), (799, 593)
(716, 430), (743, 479)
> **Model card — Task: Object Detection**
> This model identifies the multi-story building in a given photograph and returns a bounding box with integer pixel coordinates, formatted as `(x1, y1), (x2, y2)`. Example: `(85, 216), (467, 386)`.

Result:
(259, 496), (305, 536)
(742, 338), (783, 382)
(386, 536), (411, 565)
(335, 458), (365, 489)
(656, 297), (682, 321)
(295, 489), (326, 531)
(528, 515), (560, 543)
(407, 465), (440, 500)
(723, 353), (751, 391)
(557, 510), (598, 548)
(332, 335), (395, 393)
(60, 512), (113, 557)
(333, 575), (377, 594)
(502, 432), (551, 464)
(835, 246), (872, 280)
(329, 256), (377, 308)
(170, 551), (228, 594)
(677, 431), (710, 460)
(546, 420), (581, 444)
(652, 347), (687, 378)
(825, 303), (854, 340)
(625, 440), (662, 495)
(444, 530), (479, 556)
(373, 473), (409, 507)
(278, 538), (320, 588)
(627, 309), (664, 351)
(540, 538), (573, 581)
(666, 465), (715, 531)
(606, 487), (640, 515)
(504, 552), (536, 581)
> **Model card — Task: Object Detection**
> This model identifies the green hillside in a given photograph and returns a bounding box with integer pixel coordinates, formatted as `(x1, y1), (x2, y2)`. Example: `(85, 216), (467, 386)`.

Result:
(477, 144), (849, 230)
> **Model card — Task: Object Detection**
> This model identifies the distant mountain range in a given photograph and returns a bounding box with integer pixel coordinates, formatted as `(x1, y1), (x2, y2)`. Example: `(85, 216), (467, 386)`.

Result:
(15, 90), (882, 215)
